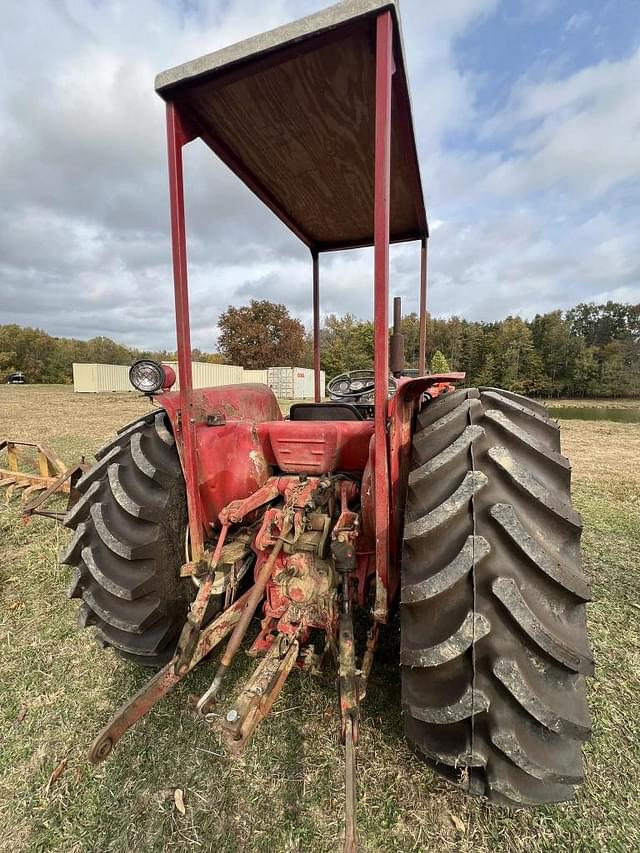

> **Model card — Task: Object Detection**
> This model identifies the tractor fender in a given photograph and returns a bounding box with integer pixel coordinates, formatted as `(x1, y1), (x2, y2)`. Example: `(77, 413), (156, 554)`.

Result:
(157, 384), (281, 524)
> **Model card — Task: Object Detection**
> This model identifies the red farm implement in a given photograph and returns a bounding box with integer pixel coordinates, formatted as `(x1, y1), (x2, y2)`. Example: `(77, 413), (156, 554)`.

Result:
(55, 2), (592, 849)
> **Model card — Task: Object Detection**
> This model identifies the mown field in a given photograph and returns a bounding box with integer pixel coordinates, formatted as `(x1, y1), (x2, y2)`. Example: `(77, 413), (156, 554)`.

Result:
(1, 386), (639, 852)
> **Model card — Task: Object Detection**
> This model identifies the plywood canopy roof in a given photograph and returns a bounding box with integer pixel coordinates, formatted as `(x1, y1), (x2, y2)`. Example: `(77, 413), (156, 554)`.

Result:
(155, 0), (428, 252)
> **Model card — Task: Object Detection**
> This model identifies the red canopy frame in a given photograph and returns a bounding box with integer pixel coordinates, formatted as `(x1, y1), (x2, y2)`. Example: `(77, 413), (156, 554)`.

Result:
(163, 8), (429, 571)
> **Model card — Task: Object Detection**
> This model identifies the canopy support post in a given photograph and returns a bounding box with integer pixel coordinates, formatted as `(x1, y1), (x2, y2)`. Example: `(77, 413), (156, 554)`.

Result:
(373, 10), (394, 622)
(418, 236), (428, 375)
(312, 250), (321, 402)
(166, 102), (204, 562)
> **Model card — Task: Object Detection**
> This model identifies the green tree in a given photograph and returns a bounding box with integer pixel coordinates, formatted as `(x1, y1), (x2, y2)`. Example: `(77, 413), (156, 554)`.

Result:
(320, 314), (374, 378)
(85, 336), (133, 365)
(0, 349), (18, 376)
(494, 317), (543, 394)
(190, 349), (226, 364)
(460, 321), (486, 383)
(572, 344), (599, 397)
(430, 350), (450, 373)
(399, 312), (420, 368)
(476, 352), (497, 387)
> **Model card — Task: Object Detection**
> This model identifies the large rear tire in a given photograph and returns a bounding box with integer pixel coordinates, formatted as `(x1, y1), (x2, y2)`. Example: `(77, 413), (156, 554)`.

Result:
(60, 410), (194, 667)
(401, 387), (593, 805)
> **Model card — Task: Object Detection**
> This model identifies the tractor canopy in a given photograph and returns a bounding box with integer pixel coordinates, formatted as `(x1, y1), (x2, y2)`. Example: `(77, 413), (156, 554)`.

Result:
(155, 0), (428, 251)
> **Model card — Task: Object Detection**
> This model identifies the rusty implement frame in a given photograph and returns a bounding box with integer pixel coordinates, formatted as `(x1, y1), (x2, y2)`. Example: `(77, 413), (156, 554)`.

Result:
(0, 440), (66, 497)
(0, 440), (87, 520)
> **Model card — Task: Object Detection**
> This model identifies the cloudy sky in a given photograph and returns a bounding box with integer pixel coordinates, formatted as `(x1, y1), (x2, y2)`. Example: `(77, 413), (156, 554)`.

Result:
(1, 0), (639, 350)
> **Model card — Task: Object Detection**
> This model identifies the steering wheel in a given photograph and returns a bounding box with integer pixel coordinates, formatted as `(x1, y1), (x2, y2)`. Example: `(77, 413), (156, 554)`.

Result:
(327, 370), (397, 402)
(327, 370), (376, 400)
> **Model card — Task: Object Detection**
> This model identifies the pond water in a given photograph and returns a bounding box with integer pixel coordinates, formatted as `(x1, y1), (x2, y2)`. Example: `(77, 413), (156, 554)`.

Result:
(547, 406), (640, 423)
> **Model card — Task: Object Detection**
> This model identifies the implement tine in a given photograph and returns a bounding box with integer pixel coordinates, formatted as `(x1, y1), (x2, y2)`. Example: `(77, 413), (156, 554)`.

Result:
(23, 484), (45, 500)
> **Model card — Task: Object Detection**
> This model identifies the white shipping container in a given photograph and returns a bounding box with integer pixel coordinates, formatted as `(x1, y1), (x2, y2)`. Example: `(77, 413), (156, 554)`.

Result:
(73, 363), (132, 393)
(267, 367), (325, 399)
(242, 369), (269, 384)
(164, 361), (244, 390)
(73, 362), (323, 395)
(267, 366), (293, 398)
(292, 367), (325, 399)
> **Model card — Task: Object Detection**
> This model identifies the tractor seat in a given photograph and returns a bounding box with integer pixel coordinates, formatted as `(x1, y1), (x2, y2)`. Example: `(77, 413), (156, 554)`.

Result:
(289, 402), (363, 421)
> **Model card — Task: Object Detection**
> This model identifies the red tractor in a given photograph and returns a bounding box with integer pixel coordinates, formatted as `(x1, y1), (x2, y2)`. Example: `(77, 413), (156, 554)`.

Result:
(60, 0), (592, 846)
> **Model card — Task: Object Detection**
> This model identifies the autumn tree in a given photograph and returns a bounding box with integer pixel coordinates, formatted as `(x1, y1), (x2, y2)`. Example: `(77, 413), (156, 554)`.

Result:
(217, 300), (306, 369)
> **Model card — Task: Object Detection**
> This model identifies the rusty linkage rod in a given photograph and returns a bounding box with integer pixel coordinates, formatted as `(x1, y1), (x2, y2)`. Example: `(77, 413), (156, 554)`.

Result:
(174, 522), (231, 674)
(335, 542), (359, 853)
(221, 632), (301, 752)
(88, 585), (254, 763)
(196, 514), (293, 715)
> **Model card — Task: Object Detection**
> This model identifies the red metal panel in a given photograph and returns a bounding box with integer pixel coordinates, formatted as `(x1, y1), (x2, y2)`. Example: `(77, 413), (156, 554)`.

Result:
(160, 384), (282, 524)
(262, 420), (373, 475)
(160, 386), (373, 519)
(312, 250), (321, 402)
(160, 384), (282, 426)
(166, 102), (204, 559)
(418, 236), (428, 375)
(373, 11), (394, 622)
(387, 380), (415, 604)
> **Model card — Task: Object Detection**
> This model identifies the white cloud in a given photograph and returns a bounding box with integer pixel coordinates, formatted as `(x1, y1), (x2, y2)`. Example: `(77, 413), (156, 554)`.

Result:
(565, 12), (592, 31)
(0, 0), (638, 353)
(480, 48), (640, 198)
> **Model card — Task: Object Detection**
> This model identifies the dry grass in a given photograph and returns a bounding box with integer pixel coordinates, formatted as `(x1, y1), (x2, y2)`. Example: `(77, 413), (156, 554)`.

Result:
(544, 397), (640, 410)
(1, 387), (639, 852)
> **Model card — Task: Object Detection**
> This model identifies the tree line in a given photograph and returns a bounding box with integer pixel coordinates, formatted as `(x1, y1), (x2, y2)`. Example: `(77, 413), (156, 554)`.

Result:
(318, 301), (640, 398)
(1, 300), (638, 398)
(0, 327), (222, 385)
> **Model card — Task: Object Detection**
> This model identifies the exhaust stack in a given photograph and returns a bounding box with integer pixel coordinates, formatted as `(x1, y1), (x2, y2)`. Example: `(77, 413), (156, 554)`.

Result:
(389, 296), (405, 377)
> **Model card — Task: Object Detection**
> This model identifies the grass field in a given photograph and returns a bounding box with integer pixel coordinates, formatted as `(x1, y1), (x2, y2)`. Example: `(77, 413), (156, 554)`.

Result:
(542, 397), (640, 409)
(1, 386), (639, 852)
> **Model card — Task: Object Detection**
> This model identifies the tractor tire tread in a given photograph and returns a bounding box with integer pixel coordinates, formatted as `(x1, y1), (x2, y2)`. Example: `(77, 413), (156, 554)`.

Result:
(402, 387), (592, 806)
(60, 410), (191, 666)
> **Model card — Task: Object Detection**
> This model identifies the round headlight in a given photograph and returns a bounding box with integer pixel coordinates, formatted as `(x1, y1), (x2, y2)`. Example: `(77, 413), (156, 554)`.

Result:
(129, 360), (165, 394)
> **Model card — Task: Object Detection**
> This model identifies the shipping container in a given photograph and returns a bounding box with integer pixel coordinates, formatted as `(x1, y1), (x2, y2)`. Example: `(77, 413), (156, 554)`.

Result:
(73, 363), (132, 393)
(242, 369), (269, 384)
(267, 367), (325, 399)
(73, 362), (323, 396)
(164, 362), (244, 390)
